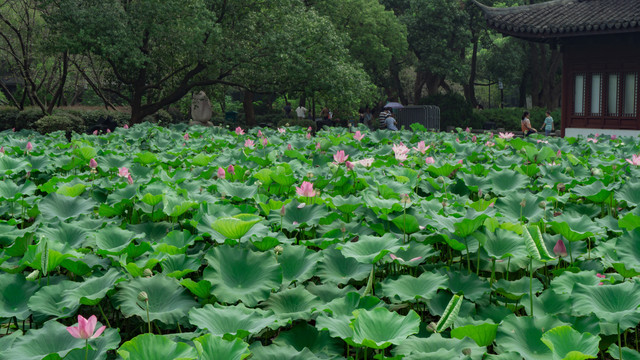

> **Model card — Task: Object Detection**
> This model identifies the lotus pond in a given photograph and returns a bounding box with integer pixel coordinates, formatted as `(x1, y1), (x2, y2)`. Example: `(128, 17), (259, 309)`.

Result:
(2, 123), (640, 359)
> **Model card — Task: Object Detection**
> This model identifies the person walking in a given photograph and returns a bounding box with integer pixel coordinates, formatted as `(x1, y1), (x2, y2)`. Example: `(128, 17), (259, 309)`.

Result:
(296, 103), (308, 119)
(540, 111), (554, 136)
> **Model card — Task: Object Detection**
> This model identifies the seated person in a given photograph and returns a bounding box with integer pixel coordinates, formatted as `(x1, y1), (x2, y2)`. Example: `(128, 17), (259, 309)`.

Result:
(385, 114), (398, 131)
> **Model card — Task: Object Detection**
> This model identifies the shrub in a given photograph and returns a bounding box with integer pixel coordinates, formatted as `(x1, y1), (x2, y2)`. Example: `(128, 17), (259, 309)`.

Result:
(0, 107), (19, 131)
(34, 113), (85, 135)
(256, 114), (285, 127)
(472, 107), (561, 131)
(143, 110), (173, 124)
(419, 93), (473, 129)
(166, 107), (186, 124)
(15, 107), (46, 131)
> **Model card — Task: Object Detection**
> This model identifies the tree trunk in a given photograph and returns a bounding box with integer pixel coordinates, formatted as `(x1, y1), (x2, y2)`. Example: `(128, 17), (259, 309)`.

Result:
(464, 37), (479, 106)
(413, 70), (427, 104)
(243, 90), (255, 127)
(390, 58), (408, 105)
(47, 51), (69, 114)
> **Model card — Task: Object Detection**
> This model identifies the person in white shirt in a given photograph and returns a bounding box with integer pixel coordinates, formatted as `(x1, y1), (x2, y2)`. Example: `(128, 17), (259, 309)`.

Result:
(296, 104), (308, 119)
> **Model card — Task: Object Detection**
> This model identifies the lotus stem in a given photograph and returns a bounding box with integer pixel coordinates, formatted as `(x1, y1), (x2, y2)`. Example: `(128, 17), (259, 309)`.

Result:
(506, 257), (511, 281)
(98, 303), (111, 328)
(464, 237), (471, 274)
(529, 257), (534, 317)
(146, 300), (151, 334)
(618, 323), (623, 360)
(84, 339), (88, 360)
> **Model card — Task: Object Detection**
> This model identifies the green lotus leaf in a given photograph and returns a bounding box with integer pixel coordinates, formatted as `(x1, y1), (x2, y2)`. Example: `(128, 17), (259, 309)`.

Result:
(117, 333), (197, 360)
(549, 214), (601, 242)
(392, 214), (420, 234)
(316, 247), (372, 284)
(161, 254), (200, 279)
(494, 277), (544, 300)
(572, 281), (640, 330)
(436, 294), (463, 332)
(454, 213), (489, 238)
(39, 222), (89, 251)
(277, 244), (321, 284)
(495, 192), (543, 223)
(378, 272), (448, 303)
(571, 181), (613, 203)
(479, 228), (527, 260)
(38, 193), (96, 220)
(270, 164), (296, 186)
(210, 214), (262, 240)
(315, 313), (355, 343)
(0, 273), (39, 320)
(134, 151), (158, 165)
(203, 245), (282, 306)
(524, 225), (554, 261)
(0, 155), (29, 176)
(426, 162), (462, 177)
(189, 303), (276, 339)
(56, 183), (86, 197)
(280, 202), (329, 230)
(162, 194), (197, 218)
(540, 326), (599, 360)
(191, 153), (212, 167)
(362, 190), (404, 214)
(331, 195), (363, 213)
(193, 334), (250, 360)
(73, 146), (96, 161)
(65, 268), (123, 306)
(451, 320), (498, 347)
(249, 343), (321, 360)
(273, 322), (342, 358)
(619, 212), (640, 231)
(217, 180), (258, 200)
(0, 320), (107, 360)
(616, 179), (640, 206)
(338, 233), (404, 264)
(155, 230), (197, 250)
(495, 314), (567, 360)
(528, 289), (572, 316)
(0, 223), (29, 247)
(263, 287), (322, 322)
(608, 343), (640, 360)
(614, 229), (640, 273)
(112, 275), (197, 325)
(180, 278), (211, 299)
(62, 327), (121, 360)
(487, 169), (529, 193)
(27, 280), (79, 318)
(94, 226), (142, 254)
(0, 179), (35, 200)
(441, 270), (490, 302)
(140, 192), (164, 207)
(550, 271), (601, 295)
(393, 333), (485, 360)
(351, 307), (420, 349)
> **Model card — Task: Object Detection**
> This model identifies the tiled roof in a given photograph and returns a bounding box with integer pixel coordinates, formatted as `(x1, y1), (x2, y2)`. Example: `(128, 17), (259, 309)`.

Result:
(475, 0), (640, 39)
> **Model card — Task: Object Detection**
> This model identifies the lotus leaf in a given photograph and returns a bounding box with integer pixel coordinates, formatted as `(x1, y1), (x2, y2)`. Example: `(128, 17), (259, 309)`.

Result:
(572, 281), (640, 330)
(338, 233), (404, 264)
(495, 314), (567, 360)
(351, 307), (420, 349)
(0, 273), (39, 320)
(38, 193), (96, 220)
(273, 322), (343, 357)
(378, 272), (448, 303)
(0, 320), (93, 360)
(210, 214), (262, 239)
(117, 333), (197, 360)
(203, 245), (282, 306)
(317, 247), (372, 284)
(541, 326), (599, 360)
(193, 334), (251, 360)
(393, 333), (485, 360)
(249, 343), (321, 360)
(277, 244), (321, 284)
(189, 303), (276, 339)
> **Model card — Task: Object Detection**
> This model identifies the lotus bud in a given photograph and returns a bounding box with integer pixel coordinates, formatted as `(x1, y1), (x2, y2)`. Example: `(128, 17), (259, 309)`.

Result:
(483, 193), (491, 201)
(591, 168), (602, 176)
(538, 201), (547, 209)
(341, 225), (346, 233)
(478, 189), (482, 198)
(89, 158), (98, 169)
(227, 164), (235, 175)
(307, 172), (314, 178)
(280, 205), (286, 217)
(427, 322), (437, 332)
(138, 291), (149, 302)
(274, 245), (283, 255)
(437, 176), (445, 184)
(143, 268), (153, 277)
(553, 239), (568, 258)
(401, 193), (411, 206)
(564, 166), (572, 173)
(462, 348), (472, 356)
(26, 269), (39, 281)
(520, 199), (527, 208)
(441, 200), (447, 208)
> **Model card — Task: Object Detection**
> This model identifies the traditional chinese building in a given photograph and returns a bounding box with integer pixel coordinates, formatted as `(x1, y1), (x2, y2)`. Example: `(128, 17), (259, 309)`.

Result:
(476, 0), (640, 137)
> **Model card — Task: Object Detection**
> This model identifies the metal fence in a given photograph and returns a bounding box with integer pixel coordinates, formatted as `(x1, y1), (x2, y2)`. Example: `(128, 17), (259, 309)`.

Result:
(396, 105), (440, 131)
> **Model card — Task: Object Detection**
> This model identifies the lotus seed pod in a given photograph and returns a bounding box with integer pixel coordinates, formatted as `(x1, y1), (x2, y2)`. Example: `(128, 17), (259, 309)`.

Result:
(538, 201), (547, 209)
(520, 199), (527, 208)
(592, 168), (602, 176)
(274, 245), (283, 255)
(564, 166), (572, 173)
(427, 322), (437, 332)
(557, 183), (566, 192)
(462, 348), (472, 356)
(255, 180), (262, 187)
(143, 269), (153, 277)
(483, 193), (491, 201)
(138, 291), (149, 302)
(437, 176), (445, 184)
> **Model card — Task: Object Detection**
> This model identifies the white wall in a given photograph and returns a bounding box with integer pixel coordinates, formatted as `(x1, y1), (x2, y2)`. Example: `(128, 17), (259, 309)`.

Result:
(564, 128), (640, 138)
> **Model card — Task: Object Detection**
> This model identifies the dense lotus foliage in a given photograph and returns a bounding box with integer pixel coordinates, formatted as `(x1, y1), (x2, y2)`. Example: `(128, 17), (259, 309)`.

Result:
(2, 123), (640, 359)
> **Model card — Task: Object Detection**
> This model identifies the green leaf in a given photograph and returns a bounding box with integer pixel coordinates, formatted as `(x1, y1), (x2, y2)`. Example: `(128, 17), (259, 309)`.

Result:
(540, 326), (599, 360)
(180, 279), (211, 299)
(210, 214), (262, 240)
(338, 233), (404, 264)
(277, 244), (321, 284)
(572, 281), (640, 330)
(193, 334), (250, 360)
(351, 307), (420, 349)
(495, 314), (566, 360)
(189, 303), (276, 339)
(117, 334), (197, 360)
(378, 272), (448, 303)
(0, 273), (39, 320)
(264, 287), (322, 322)
(523, 225), (553, 261)
(435, 294), (463, 332)
(273, 322), (342, 358)
(451, 322), (499, 347)
(38, 193), (96, 220)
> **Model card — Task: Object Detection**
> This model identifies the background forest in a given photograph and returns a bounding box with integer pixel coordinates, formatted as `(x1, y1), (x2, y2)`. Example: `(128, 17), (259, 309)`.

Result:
(0, 0), (561, 131)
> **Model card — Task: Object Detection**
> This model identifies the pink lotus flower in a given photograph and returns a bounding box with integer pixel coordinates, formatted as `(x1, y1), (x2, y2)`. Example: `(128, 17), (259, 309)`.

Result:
(346, 161), (355, 171)
(553, 239), (567, 257)
(537, 140), (549, 144)
(334, 150), (349, 164)
(127, 174), (134, 185)
(307, 126), (312, 131)
(472, 135), (477, 142)
(392, 143), (410, 161)
(217, 167), (225, 179)
(235, 127), (245, 135)
(412, 141), (429, 154)
(89, 159), (98, 169)
(184, 133), (190, 141)
(465, 127), (471, 133)
(258, 130), (263, 137)
(498, 132), (514, 139)
(227, 164), (235, 175)
(26, 142), (33, 152)
(626, 154), (640, 166)
(458, 159), (463, 164)
(316, 142), (321, 150)
(118, 167), (130, 178)
(66, 315), (105, 340)
(92, 130), (98, 135)
(245, 139), (255, 148)
(306, 132), (311, 140)
(106, 129), (111, 133)
(359, 158), (374, 167)
(287, 144), (292, 150)
(123, 124), (129, 129)
(353, 131), (365, 141)
(389, 253), (423, 263)
(0, 146), (4, 154)
(425, 157), (435, 164)
(596, 273), (606, 279)
(557, 150), (561, 157)
(586, 137), (597, 143)
(456, 137), (460, 143)
(611, 134), (617, 140)
(278, 128), (286, 134)
(262, 137), (268, 146)
(296, 181), (316, 197)
(485, 141), (495, 147)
